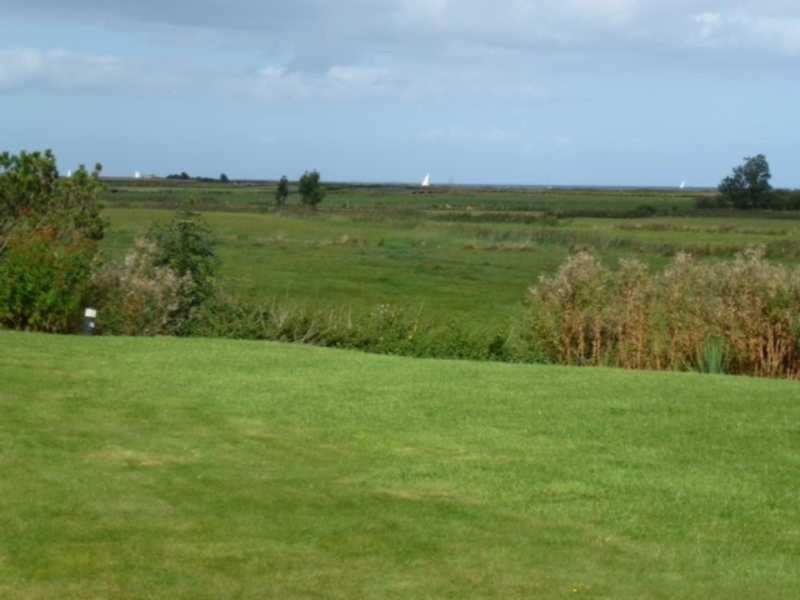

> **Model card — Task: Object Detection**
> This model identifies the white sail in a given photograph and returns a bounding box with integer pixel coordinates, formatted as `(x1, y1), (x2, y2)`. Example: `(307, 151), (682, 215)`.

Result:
(421, 173), (431, 187)
(134, 171), (142, 179)
(66, 170), (72, 178)
(679, 180), (687, 190)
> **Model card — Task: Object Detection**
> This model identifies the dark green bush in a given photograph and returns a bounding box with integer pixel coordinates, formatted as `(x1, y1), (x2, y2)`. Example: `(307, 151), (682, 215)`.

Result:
(0, 229), (96, 333)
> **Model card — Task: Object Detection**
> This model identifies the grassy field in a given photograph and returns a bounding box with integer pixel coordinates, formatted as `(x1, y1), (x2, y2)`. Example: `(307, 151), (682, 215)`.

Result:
(1, 331), (799, 598)
(98, 180), (800, 330)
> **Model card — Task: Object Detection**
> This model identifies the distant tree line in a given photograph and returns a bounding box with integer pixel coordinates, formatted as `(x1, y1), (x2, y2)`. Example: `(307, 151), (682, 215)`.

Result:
(166, 172), (231, 184)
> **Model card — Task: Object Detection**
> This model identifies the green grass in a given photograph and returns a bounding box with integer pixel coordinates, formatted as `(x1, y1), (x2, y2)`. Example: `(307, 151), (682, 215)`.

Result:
(2, 331), (799, 598)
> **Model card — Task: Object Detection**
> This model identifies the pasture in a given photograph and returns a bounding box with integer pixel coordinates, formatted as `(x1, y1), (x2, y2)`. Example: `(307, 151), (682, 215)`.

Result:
(99, 180), (800, 331)
(2, 331), (799, 598)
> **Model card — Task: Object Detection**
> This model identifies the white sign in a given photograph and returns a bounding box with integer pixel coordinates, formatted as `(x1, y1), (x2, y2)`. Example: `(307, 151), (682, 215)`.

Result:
(84, 308), (97, 319)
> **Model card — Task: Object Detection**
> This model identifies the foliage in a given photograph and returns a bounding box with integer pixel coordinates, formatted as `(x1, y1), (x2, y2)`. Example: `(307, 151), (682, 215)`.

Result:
(145, 210), (218, 311)
(298, 170), (326, 208)
(275, 175), (289, 207)
(718, 154), (773, 209)
(0, 229), (96, 333)
(525, 248), (800, 378)
(90, 239), (194, 336)
(771, 189), (800, 211)
(192, 297), (514, 362)
(219, 173), (230, 183)
(0, 149), (104, 252)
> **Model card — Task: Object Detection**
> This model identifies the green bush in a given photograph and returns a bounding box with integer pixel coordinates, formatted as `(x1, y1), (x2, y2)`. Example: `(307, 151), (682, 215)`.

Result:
(145, 210), (217, 328)
(0, 229), (96, 333)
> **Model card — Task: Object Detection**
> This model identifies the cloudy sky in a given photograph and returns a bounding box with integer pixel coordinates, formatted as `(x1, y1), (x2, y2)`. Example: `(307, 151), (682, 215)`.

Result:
(2, 1), (799, 186)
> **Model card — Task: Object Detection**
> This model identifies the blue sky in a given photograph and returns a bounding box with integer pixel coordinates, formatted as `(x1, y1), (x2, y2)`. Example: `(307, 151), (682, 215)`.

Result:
(2, 1), (799, 186)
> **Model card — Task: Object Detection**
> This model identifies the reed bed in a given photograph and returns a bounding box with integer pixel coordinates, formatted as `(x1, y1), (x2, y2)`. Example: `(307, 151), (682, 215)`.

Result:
(526, 247), (800, 378)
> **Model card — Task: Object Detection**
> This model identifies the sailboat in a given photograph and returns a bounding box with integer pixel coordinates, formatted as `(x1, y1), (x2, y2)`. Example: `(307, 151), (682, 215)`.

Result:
(421, 173), (431, 188)
(679, 180), (687, 190)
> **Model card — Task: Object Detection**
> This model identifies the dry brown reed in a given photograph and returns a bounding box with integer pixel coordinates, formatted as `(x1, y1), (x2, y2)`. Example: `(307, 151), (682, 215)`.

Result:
(526, 247), (800, 378)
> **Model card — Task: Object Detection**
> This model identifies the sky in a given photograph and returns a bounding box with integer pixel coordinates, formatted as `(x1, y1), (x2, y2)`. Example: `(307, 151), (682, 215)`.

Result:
(1, 1), (799, 186)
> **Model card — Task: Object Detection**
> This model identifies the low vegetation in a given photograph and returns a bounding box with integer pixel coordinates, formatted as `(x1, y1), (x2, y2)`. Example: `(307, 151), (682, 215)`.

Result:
(525, 247), (800, 378)
(3, 149), (800, 378)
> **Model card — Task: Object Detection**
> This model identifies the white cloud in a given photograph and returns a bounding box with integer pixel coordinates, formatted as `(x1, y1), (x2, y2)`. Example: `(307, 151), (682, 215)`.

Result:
(4, 2), (800, 105)
(688, 10), (800, 55)
(0, 47), (195, 94)
(0, 48), (123, 92)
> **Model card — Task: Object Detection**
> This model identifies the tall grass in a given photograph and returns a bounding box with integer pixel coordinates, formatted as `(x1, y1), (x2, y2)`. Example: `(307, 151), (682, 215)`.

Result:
(526, 247), (800, 378)
(191, 298), (516, 362)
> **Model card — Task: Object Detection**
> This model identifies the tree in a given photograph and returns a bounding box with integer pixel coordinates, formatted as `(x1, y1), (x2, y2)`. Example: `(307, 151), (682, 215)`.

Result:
(275, 175), (289, 207)
(1, 149), (104, 253)
(220, 173), (230, 183)
(298, 170), (325, 208)
(146, 210), (218, 312)
(718, 154), (773, 209)
(0, 149), (103, 332)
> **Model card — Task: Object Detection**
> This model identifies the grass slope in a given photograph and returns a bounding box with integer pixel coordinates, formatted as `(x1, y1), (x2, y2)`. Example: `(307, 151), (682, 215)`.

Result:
(1, 332), (799, 598)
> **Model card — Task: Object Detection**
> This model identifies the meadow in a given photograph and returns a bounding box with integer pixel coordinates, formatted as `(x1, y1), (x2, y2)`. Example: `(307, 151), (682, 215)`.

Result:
(2, 331), (799, 599)
(99, 180), (800, 332)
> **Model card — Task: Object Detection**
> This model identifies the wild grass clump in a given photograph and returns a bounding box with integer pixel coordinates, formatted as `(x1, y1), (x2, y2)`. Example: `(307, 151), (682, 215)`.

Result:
(191, 299), (514, 362)
(525, 247), (800, 378)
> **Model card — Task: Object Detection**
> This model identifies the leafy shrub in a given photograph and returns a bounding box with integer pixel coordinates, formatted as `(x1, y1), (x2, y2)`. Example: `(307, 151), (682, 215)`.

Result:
(0, 229), (96, 333)
(146, 210), (217, 321)
(525, 248), (800, 378)
(90, 239), (194, 336)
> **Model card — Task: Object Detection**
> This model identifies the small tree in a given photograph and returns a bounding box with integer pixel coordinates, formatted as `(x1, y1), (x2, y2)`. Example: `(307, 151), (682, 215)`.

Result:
(146, 210), (218, 315)
(718, 154), (773, 209)
(298, 170), (325, 208)
(275, 175), (289, 207)
(220, 173), (229, 183)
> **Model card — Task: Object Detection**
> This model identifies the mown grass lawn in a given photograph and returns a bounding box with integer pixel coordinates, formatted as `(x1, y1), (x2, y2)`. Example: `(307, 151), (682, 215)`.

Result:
(1, 331), (799, 598)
